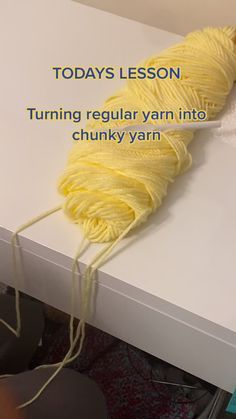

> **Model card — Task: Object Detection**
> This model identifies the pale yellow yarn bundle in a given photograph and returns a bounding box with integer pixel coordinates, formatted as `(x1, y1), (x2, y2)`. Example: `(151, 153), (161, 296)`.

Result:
(1, 26), (236, 409)
(58, 27), (236, 244)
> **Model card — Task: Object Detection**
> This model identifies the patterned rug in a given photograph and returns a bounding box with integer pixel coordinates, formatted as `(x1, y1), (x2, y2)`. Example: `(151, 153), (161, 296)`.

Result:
(31, 319), (213, 419)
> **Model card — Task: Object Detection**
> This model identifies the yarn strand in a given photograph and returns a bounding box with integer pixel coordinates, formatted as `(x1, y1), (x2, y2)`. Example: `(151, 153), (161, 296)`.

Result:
(0, 205), (62, 338)
(17, 213), (143, 409)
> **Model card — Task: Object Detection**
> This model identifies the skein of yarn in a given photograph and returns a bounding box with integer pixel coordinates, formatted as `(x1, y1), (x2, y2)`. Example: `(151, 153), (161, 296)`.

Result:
(58, 27), (236, 245)
(1, 26), (236, 409)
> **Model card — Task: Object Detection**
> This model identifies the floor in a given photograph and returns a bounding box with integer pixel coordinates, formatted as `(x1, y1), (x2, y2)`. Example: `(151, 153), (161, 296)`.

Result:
(31, 311), (217, 419)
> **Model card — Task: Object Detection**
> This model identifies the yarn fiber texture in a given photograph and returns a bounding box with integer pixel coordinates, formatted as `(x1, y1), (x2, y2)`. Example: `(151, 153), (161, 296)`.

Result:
(58, 27), (236, 243)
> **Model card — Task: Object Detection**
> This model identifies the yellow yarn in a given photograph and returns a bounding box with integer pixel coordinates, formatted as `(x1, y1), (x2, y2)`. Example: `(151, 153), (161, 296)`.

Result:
(1, 26), (236, 409)
(58, 27), (236, 244)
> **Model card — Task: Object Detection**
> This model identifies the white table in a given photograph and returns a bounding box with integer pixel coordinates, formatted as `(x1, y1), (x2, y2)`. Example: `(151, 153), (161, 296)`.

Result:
(1, 0), (236, 393)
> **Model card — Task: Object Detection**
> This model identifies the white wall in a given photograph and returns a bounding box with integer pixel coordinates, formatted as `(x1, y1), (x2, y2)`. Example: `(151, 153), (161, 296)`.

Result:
(73, 0), (236, 35)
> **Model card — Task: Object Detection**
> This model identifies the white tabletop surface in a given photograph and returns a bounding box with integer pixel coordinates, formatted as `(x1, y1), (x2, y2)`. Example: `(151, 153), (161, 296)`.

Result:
(1, 0), (236, 343)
